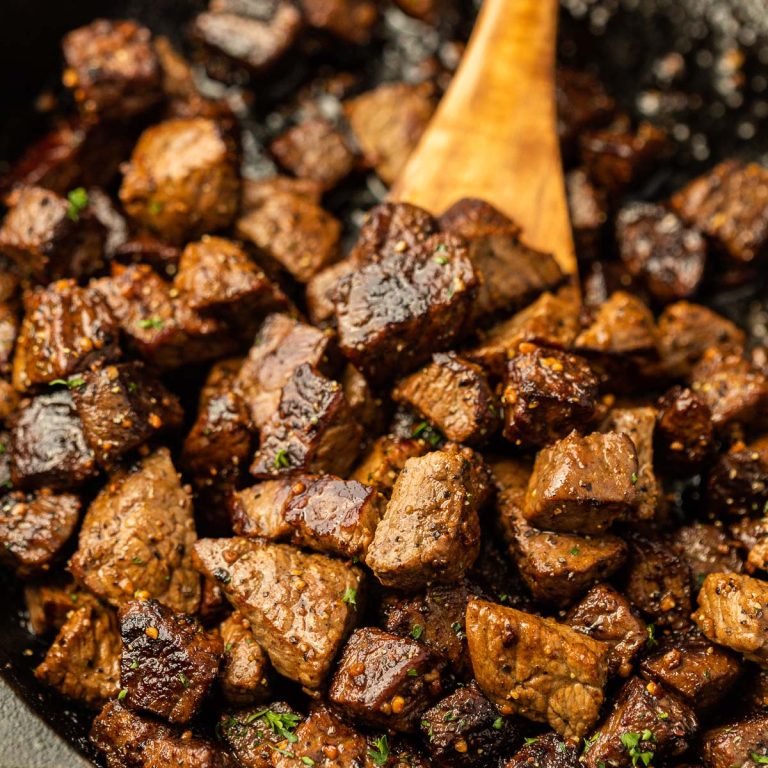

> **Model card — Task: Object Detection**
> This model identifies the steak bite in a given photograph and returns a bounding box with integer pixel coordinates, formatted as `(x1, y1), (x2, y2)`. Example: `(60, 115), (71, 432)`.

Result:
(502, 345), (598, 448)
(352, 200), (438, 262)
(329, 627), (445, 732)
(655, 386), (715, 476)
(352, 435), (430, 496)
(523, 431), (639, 534)
(25, 580), (92, 636)
(12, 280), (120, 391)
(119, 118), (240, 245)
(582, 676), (698, 768)
(393, 352), (500, 444)
(219, 611), (271, 705)
(466, 599), (611, 740)
(670, 523), (743, 588)
(70, 448), (200, 613)
(366, 446), (490, 590)
(230, 479), (293, 539)
(701, 716), (768, 768)
(0, 490), (80, 577)
(503, 733), (580, 768)
(439, 197), (520, 239)
(192, 537), (364, 688)
(706, 436), (768, 517)
(333, 234), (478, 384)
(119, 598), (223, 724)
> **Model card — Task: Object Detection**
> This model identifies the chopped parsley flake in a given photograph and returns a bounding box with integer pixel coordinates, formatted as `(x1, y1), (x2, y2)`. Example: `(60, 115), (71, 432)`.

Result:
(433, 255), (448, 265)
(342, 587), (357, 607)
(66, 187), (89, 221)
(524, 737), (539, 746)
(631, 472), (639, 485)
(117, 689), (127, 701)
(247, 709), (301, 743)
(130, 659), (139, 670)
(274, 449), (291, 469)
(367, 736), (389, 766)
(49, 377), (85, 389)
(492, 717), (503, 730)
(751, 753), (768, 765)
(570, 547), (580, 556)
(138, 316), (164, 330)
(410, 624), (424, 640)
(407, 668), (418, 677)
(620, 730), (655, 767)
(178, 672), (189, 688)
(301, 758), (315, 766)
(646, 624), (657, 648)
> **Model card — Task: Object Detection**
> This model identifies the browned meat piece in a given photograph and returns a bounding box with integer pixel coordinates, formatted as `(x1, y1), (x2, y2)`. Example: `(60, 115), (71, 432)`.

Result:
(119, 598), (222, 724)
(10, 391), (97, 490)
(640, 633), (742, 711)
(707, 437), (768, 517)
(524, 431), (639, 534)
(439, 198), (520, 240)
(701, 716), (768, 768)
(671, 160), (768, 265)
(341, 364), (386, 434)
(306, 261), (363, 326)
(352, 435), (430, 496)
(566, 168), (607, 264)
(367, 447), (490, 590)
(230, 479), (292, 539)
(302, 0), (378, 43)
(242, 175), (323, 210)
(24, 581), (93, 636)
(235, 314), (337, 429)
(420, 682), (519, 768)
(393, 352), (500, 444)
(236, 191), (341, 283)
(556, 68), (615, 160)
(0, 186), (107, 283)
(119, 118), (240, 245)
(0, 380), (17, 422)
(219, 612), (271, 705)
(655, 386), (715, 476)
(466, 599), (610, 739)
(141, 738), (237, 768)
(329, 627), (445, 732)
(250, 364), (362, 479)
(352, 201), (438, 262)
(625, 536), (692, 630)
(566, 584), (647, 677)
(0, 490), (80, 577)
(114, 231), (181, 276)
(71, 361), (183, 467)
(344, 82), (435, 185)
(582, 677), (698, 768)
(334, 234), (478, 384)
(503, 345), (598, 448)
(743, 516), (768, 574)
(502, 733), (580, 768)
(193, 537), (364, 687)
(670, 523), (743, 589)
(695, 573), (768, 665)
(62, 20), (161, 119)
(70, 448), (200, 613)
(35, 601), (120, 707)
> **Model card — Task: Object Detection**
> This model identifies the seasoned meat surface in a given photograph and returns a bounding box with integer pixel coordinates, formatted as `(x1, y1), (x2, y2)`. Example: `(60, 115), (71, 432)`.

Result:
(219, 611), (271, 705)
(701, 716), (768, 768)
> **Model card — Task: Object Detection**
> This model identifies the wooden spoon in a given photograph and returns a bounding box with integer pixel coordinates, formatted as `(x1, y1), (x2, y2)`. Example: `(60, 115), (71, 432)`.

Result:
(390, 0), (576, 278)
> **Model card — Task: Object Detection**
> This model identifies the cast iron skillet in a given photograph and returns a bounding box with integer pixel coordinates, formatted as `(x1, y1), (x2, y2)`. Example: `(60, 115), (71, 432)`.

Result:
(0, 1), (767, 765)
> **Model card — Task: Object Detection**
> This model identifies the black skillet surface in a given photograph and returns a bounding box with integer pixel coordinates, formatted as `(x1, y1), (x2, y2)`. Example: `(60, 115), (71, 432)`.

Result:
(0, 0), (767, 765)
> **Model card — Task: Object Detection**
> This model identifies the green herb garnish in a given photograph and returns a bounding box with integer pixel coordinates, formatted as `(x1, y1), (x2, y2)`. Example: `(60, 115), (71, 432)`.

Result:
(620, 730), (655, 767)
(368, 736), (389, 766)
(342, 587), (357, 607)
(66, 187), (89, 221)
(49, 377), (85, 389)
(410, 624), (424, 640)
(138, 316), (164, 330)
(274, 449), (291, 469)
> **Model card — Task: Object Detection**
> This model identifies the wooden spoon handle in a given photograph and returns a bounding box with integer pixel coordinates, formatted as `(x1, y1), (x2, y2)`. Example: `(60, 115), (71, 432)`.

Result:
(390, 0), (576, 276)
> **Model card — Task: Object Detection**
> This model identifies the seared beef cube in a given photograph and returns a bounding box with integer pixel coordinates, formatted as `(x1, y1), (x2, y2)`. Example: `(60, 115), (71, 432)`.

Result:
(250, 364), (362, 479)
(439, 197), (521, 240)
(566, 584), (647, 677)
(0, 186), (107, 282)
(367, 446), (489, 590)
(219, 612), (271, 705)
(141, 737), (237, 767)
(10, 390), (97, 490)
(556, 68), (615, 160)
(352, 435), (430, 496)
(671, 160), (768, 265)
(219, 703), (302, 768)
(671, 523), (743, 588)
(393, 352), (499, 444)
(625, 536), (692, 630)
(503, 733), (580, 768)
(12, 280), (119, 391)
(35, 601), (120, 707)
(695, 573), (768, 665)
(352, 201), (438, 262)
(306, 258), (358, 326)
(706, 438), (768, 518)
(334, 234), (478, 384)
(733, 515), (768, 573)
(25, 580), (93, 636)
(344, 82), (434, 185)
(193, 537), (364, 687)
(640, 633), (742, 710)
(270, 118), (357, 191)
(329, 627), (445, 732)
(230, 479), (293, 539)
(302, 0), (378, 43)
(70, 448), (200, 613)
(235, 313), (337, 429)
(580, 121), (667, 195)
(503, 345), (597, 448)
(655, 386), (715, 476)
(566, 168), (607, 264)
(236, 191), (341, 283)
(582, 677), (698, 768)
(119, 598), (222, 723)
(119, 118), (240, 245)
(242, 175), (323, 210)
(524, 431), (639, 534)
(0, 490), (80, 578)
(420, 682), (518, 768)
(657, 300), (745, 379)
(616, 202), (706, 303)
(71, 362), (183, 467)
(702, 716), (768, 768)
(341, 364), (385, 434)
(466, 599), (610, 740)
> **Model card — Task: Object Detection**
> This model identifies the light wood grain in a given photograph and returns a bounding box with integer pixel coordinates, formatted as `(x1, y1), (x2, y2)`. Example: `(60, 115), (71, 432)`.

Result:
(390, 0), (576, 277)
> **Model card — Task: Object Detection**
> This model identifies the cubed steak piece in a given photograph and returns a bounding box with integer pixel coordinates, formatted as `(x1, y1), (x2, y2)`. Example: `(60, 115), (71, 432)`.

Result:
(670, 523), (743, 588)
(393, 352), (500, 444)
(70, 448), (200, 613)
(119, 118), (240, 245)
(566, 584), (647, 677)
(503, 345), (598, 448)
(193, 537), (364, 688)
(241, 174), (323, 210)
(230, 479), (293, 539)
(119, 598), (222, 724)
(582, 676), (698, 768)
(706, 437), (768, 517)
(352, 201), (438, 262)
(341, 363), (386, 433)
(219, 611), (271, 705)
(502, 733), (580, 768)
(333, 234), (478, 384)
(352, 435), (429, 496)
(0, 490), (80, 578)
(306, 259), (360, 326)
(12, 280), (120, 391)
(366, 446), (490, 590)
(24, 581), (93, 636)
(439, 197), (520, 239)
(329, 627), (445, 732)
(523, 431), (639, 534)
(566, 168), (608, 264)
(35, 601), (120, 707)
(701, 716), (768, 768)
(466, 599), (610, 740)
(655, 386), (715, 476)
